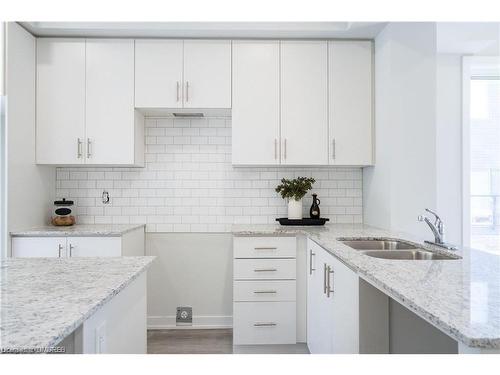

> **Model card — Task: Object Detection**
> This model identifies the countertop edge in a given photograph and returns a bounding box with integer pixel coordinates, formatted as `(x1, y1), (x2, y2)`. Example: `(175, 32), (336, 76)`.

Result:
(10, 224), (146, 237)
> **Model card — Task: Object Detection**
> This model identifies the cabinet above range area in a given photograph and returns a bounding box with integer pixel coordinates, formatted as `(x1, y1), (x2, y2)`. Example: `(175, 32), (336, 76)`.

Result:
(34, 38), (373, 167)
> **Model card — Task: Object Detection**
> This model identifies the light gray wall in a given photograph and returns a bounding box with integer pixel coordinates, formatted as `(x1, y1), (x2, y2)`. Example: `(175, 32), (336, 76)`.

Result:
(146, 232), (233, 328)
(364, 22), (438, 238)
(5, 22), (55, 257)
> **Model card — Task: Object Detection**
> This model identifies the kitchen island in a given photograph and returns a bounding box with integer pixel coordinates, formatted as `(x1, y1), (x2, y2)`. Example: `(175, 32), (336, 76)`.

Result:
(232, 224), (500, 353)
(0, 256), (154, 353)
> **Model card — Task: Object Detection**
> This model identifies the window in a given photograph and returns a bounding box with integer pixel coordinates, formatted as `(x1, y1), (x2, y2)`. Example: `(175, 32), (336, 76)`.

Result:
(463, 57), (500, 253)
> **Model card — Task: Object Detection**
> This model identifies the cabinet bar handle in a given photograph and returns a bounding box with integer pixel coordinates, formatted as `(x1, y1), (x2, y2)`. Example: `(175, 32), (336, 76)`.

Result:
(254, 247), (277, 250)
(283, 139), (287, 160)
(185, 81), (189, 102)
(327, 265), (334, 298)
(58, 244), (63, 258)
(77, 138), (83, 158)
(87, 138), (92, 158)
(254, 290), (277, 294)
(323, 263), (327, 294)
(332, 139), (336, 159)
(176, 81), (180, 102)
(254, 268), (277, 272)
(309, 250), (316, 275)
(274, 139), (278, 160)
(254, 322), (277, 327)
(69, 243), (75, 257)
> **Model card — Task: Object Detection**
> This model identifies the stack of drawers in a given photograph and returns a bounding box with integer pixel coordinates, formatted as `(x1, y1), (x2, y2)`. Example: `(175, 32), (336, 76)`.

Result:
(233, 236), (297, 345)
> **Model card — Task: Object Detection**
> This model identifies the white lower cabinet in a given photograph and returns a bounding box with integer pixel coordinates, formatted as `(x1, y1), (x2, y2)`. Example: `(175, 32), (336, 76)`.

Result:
(11, 227), (145, 258)
(233, 236), (297, 345)
(11, 237), (66, 258)
(66, 237), (121, 257)
(307, 239), (359, 354)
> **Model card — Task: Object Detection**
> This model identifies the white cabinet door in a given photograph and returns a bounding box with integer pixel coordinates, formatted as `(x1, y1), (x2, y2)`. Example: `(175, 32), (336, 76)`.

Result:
(232, 41), (280, 165)
(85, 39), (135, 165)
(183, 40), (231, 108)
(330, 254), (359, 353)
(11, 237), (66, 258)
(280, 41), (328, 165)
(67, 237), (121, 257)
(36, 38), (86, 165)
(135, 40), (183, 108)
(306, 240), (334, 353)
(329, 41), (373, 166)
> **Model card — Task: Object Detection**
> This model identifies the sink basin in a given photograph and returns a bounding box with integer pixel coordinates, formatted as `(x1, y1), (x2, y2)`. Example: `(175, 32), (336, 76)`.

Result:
(340, 239), (418, 251)
(361, 250), (458, 260)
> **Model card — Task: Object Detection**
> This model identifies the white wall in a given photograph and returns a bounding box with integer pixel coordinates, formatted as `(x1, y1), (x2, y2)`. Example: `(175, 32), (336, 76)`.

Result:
(364, 22), (438, 239)
(5, 22), (55, 257)
(146, 233), (233, 328)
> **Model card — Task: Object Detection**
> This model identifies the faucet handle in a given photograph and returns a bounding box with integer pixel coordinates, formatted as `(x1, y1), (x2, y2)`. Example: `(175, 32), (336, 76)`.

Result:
(417, 215), (425, 222)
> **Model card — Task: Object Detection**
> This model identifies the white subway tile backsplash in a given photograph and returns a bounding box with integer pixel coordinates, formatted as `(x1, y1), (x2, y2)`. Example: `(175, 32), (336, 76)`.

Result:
(56, 117), (363, 232)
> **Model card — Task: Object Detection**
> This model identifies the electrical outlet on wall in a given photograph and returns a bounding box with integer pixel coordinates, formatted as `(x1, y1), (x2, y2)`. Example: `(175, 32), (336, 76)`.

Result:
(176, 306), (193, 326)
(95, 322), (107, 353)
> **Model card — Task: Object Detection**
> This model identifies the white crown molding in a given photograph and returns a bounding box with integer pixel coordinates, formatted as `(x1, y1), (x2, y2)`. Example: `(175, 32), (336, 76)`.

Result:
(20, 22), (386, 39)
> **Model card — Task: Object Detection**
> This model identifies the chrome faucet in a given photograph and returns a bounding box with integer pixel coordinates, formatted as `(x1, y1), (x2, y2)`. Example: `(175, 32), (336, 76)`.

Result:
(418, 209), (457, 250)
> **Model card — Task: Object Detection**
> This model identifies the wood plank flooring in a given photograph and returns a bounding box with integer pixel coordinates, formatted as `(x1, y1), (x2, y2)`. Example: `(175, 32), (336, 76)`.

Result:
(147, 329), (309, 354)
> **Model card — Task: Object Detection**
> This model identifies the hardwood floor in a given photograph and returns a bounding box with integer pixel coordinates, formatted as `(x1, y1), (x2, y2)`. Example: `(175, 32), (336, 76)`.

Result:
(147, 329), (309, 354)
(147, 329), (233, 354)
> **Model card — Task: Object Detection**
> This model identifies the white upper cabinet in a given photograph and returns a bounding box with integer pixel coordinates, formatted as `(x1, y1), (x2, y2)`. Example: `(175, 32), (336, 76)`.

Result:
(232, 41), (280, 165)
(135, 40), (183, 108)
(280, 41), (329, 165)
(85, 39), (140, 165)
(36, 38), (86, 164)
(134, 39), (231, 109)
(183, 40), (231, 108)
(36, 38), (143, 166)
(329, 41), (373, 166)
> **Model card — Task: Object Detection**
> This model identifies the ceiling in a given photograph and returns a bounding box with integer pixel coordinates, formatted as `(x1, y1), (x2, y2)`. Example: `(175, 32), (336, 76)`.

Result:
(21, 22), (387, 39)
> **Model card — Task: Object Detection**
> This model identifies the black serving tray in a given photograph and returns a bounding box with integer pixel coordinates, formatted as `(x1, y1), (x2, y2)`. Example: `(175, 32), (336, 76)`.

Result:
(276, 218), (330, 226)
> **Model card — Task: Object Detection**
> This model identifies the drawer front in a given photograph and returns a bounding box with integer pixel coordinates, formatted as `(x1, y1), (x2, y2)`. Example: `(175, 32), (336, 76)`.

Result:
(234, 258), (296, 280)
(233, 302), (296, 345)
(233, 236), (296, 258)
(234, 280), (296, 302)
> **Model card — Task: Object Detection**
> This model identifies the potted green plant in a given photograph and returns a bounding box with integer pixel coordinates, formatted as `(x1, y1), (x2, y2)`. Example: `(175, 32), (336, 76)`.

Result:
(275, 177), (316, 219)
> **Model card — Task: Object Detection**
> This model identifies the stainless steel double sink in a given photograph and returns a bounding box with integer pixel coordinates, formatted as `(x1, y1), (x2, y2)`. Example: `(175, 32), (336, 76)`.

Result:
(339, 239), (459, 260)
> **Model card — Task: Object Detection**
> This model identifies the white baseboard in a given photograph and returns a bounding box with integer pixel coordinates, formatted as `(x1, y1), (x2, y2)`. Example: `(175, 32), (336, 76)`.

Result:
(148, 315), (233, 330)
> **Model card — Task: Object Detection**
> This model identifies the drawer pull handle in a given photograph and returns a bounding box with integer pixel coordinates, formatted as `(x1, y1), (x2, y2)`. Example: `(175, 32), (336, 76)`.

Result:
(254, 290), (277, 294)
(254, 268), (277, 272)
(254, 322), (277, 327)
(254, 247), (277, 250)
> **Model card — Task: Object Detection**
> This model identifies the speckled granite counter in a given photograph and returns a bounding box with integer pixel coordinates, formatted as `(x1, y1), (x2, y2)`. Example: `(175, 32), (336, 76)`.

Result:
(232, 224), (500, 350)
(10, 224), (145, 237)
(0, 256), (154, 351)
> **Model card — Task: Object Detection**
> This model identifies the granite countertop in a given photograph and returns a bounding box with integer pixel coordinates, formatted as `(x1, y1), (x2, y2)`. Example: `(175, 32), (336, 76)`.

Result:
(232, 224), (500, 349)
(10, 224), (145, 237)
(0, 256), (155, 351)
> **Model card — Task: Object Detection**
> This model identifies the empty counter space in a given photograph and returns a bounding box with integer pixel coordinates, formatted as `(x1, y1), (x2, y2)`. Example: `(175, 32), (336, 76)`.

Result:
(232, 224), (500, 353)
(0, 256), (155, 354)
(10, 224), (145, 258)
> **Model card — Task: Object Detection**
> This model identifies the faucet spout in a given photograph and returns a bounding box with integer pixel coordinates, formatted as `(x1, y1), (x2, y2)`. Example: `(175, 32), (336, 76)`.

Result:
(418, 215), (442, 244)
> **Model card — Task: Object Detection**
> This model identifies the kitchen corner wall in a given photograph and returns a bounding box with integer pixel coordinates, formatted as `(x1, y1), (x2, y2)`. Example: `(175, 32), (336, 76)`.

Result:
(56, 117), (363, 231)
